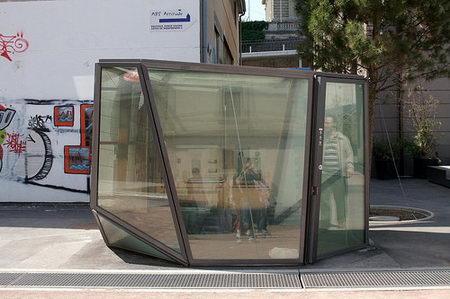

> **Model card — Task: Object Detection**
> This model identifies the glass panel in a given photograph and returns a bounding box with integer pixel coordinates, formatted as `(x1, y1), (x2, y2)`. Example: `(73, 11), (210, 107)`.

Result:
(97, 67), (180, 253)
(149, 68), (309, 260)
(97, 214), (175, 262)
(317, 82), (365, 257)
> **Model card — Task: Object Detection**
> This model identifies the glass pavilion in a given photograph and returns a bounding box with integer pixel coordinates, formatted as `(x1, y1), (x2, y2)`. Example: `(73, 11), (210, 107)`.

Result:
(91, 60), (369, 266)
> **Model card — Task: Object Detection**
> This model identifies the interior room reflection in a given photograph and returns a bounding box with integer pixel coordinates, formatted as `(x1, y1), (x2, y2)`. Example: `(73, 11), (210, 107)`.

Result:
(149, 69), (309, 260)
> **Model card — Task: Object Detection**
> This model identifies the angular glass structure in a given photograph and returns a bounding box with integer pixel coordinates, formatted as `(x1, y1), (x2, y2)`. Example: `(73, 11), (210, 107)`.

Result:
(91, 60), (369, 266)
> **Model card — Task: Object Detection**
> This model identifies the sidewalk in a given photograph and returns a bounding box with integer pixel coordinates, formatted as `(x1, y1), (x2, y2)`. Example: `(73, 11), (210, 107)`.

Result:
(0, 178), (448, 295)
(0, 179), (449, 270)
(308, 178), (450, 269)
(0, 203), (176, 270)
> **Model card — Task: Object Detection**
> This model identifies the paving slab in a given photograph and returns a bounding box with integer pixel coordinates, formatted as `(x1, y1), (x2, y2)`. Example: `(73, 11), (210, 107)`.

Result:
(0, 178), (448, 271)
(0, 204), (179, 271)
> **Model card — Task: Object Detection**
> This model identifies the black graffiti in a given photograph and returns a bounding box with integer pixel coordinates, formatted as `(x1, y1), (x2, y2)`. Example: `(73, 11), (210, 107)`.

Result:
(26, 133), (36, 143)
(25, 180), (89, 194)
(28, 114), (52, 131)
(27, 129), (53, 181)
(24, 99), (92, 105)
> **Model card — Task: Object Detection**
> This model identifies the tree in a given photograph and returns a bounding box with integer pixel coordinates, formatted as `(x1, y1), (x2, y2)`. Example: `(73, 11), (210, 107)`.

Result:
(241, 21), (269, 41)
(295, 0), (450, 155)
(404, 81), (441, 159)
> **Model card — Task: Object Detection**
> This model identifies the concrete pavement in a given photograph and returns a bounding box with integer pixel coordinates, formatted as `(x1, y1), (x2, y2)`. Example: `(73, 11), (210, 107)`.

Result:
(0, 204), (178, 270)
(0, 178), (448, 271)
(306, 178), (450, 269)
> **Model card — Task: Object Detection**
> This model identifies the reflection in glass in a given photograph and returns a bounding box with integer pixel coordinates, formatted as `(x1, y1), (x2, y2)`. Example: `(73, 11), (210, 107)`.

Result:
(317, 82), (365, 257)
(149, 69), (309, 260)
(97, 214), (175, 262)
(97, 67), (180, 253)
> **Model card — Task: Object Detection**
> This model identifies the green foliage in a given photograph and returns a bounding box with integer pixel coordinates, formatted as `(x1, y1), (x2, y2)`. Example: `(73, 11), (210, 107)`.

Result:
(404, 83), (442, 158)
(241, 21), (269, 41)
(296, 0), (450, 164)
(296, 0), (450, 80)
(373, 139), (409, 161)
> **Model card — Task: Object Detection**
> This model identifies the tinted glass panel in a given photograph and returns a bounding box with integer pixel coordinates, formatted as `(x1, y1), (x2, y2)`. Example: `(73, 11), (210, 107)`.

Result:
(97, 214), (175, 262)
(97, 67), (180, 253)
(317, 82), (365, 256)
(149, 69), (309, 260)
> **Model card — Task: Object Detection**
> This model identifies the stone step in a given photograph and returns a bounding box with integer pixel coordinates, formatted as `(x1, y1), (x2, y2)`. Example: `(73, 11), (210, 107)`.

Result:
(427, 166), (450, 188)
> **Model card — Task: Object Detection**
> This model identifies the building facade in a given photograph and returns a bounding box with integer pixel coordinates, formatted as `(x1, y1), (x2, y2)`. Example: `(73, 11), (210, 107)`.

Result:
(242, 0), (303, 68)
(262, 0), (298, 23)
(0, 0), (244, 202)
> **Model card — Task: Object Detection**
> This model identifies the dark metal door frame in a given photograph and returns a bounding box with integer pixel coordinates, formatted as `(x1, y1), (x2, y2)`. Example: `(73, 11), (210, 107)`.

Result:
(306, 75), (369, 263)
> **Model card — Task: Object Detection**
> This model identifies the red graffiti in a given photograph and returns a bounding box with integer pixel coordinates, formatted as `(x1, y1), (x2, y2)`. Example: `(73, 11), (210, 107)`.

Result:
(4, 133), (26, 154)
(0, 32), (29, 62)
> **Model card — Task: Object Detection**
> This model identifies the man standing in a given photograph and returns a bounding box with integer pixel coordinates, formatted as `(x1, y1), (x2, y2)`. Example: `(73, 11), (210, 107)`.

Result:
(320, 115), (354, 229)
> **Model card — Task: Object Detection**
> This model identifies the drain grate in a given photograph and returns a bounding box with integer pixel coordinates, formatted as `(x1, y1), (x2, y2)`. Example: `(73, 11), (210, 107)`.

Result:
(301, 270), (450, 288)
(0, 273), (301, 289)
(2, 270), (450, 289)
(0, 273), (22, 286)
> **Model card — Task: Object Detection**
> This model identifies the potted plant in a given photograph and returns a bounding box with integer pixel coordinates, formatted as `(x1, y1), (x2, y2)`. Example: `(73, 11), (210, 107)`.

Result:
(373, 139), (402, 180)
(404, 82), (441, 178)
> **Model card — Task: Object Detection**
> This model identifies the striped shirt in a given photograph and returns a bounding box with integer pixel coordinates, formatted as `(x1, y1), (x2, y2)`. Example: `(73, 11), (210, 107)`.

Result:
(323, 135), (341, 176)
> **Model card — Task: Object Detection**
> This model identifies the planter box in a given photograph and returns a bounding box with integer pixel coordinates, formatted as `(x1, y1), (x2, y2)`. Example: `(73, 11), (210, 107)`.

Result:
(375, 159), (399, 180)
(413, 158), (439, 179)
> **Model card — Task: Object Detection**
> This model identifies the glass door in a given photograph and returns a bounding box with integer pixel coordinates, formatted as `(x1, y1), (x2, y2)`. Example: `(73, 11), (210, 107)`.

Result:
(308, 76), (368, 262)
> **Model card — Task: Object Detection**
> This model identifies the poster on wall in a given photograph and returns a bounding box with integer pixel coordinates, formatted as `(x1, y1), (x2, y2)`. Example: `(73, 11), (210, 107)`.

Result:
(150, 8), (197, 32)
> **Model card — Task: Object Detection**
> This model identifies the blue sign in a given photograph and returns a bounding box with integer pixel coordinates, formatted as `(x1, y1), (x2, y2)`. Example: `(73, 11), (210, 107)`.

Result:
(160, 14), (190, 23)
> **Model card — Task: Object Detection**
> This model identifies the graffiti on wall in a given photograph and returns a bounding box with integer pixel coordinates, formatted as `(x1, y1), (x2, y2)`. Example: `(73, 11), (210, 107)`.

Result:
(64, 104), (93, 174)
(28, 114), (52, 131)
(0, 32), (29, 62)
(64, 146), (90, 174)
(54, 106), (74, 127)
(80, 104), (93, 147)
(0, 105), (17, 172)
(5, 133), (26, 154)
(0, 100), (93, 195)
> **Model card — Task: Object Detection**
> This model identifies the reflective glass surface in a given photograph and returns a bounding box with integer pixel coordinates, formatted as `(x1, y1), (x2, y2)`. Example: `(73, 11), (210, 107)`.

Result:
(97, 67), (180, 253)
(149, 69), (309, 260)
(97, 214), (175, 262)
(317, 82), (365, 256)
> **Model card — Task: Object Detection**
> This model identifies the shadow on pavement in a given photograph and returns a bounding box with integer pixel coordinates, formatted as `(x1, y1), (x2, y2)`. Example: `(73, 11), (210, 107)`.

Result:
(0, 203), (96, 230)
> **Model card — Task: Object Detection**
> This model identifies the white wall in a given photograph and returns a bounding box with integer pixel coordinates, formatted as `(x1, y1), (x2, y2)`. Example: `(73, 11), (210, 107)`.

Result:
(0, 0), (200, 100)
(0, 0), (201, 202)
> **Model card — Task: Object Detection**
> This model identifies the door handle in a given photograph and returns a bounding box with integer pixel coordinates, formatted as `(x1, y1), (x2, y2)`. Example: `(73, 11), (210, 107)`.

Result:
(312, 185), (319, 196)
(318, 127), (323, 146)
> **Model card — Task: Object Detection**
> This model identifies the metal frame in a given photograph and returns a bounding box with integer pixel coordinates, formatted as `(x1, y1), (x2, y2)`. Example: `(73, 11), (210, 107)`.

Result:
(91, 62), (188, 266)
(91, 59), (369, 267)
(141, 59), (312, 267)
(139, 65), (192, 264)
(307, 75), (369, 263)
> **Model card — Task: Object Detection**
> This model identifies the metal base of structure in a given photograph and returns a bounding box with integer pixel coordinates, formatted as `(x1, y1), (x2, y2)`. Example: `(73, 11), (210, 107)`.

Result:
(0, 272), (301, 289)
(1, 270), (449, 289)
(301, 269), (450, 288)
